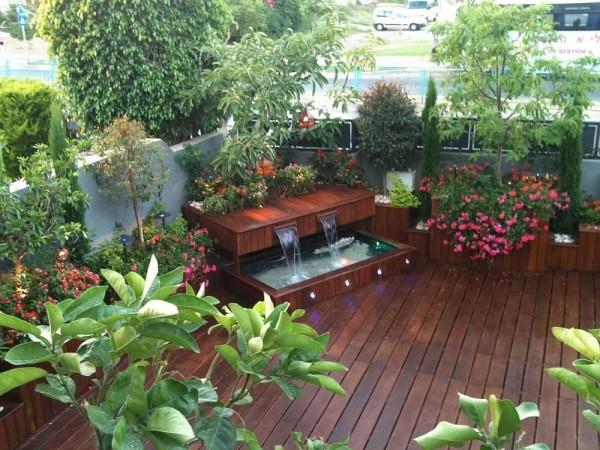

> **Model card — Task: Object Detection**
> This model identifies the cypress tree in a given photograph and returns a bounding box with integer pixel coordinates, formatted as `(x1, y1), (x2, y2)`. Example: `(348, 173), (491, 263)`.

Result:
(419, 77), (441, 218)
(555, 120), (583, 234)
(48, 100), (90, 259)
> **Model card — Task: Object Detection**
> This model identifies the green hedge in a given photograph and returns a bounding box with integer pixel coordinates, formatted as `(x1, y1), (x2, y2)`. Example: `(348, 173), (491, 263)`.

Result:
(0, 79), (55, 178)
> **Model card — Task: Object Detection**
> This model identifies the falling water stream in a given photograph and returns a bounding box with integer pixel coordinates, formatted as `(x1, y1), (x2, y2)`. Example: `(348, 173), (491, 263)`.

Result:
(274, 225), (306, 282)
(318, 213), (342, 266)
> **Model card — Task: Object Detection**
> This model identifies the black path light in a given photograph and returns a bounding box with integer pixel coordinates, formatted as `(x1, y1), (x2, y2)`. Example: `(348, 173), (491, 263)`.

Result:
(155, 211), (172, 229)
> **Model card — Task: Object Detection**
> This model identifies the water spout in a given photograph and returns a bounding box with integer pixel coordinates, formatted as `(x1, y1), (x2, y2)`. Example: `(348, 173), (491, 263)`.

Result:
(275, 224), (305, 282)
(318, 213), (342, 266)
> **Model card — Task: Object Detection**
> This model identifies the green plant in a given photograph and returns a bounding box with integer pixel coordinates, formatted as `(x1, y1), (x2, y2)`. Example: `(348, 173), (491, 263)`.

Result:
(0, 256), (348, 450)
(431, 0), (599, 176)
(414, 393), (547, 450)
(390, 179), (419, 208)
(289, 432), (350, 450)
(547, 327), (600, 432)
(0, 146), (87, 278)
(202, 194), (230, 215)
(37, 0), (231, 140)
(419, 77), (441, 218)
(228, 0), (268, 41)
(0, 79), (55, 178)
(357, 80), (420, 174)
(93, 118), (169, 244)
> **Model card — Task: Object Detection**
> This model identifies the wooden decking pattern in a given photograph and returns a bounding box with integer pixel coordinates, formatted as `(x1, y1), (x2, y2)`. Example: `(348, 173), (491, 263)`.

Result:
(20, 261), (600, 449)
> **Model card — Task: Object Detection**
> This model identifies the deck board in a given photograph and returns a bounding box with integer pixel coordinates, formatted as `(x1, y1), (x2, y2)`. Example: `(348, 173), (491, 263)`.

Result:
(19, 261), (600, 450)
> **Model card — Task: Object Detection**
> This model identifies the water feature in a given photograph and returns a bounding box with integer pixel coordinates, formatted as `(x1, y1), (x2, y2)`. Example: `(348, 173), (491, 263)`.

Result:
(274, 224), (305, 283)
(318, 213), (341, 265)
(243, 231), (394, 289)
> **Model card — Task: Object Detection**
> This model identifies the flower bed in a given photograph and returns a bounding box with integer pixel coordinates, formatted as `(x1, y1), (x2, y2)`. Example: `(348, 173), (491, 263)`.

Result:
(312, 149), (366, 187)
(423, 164), (570, 261)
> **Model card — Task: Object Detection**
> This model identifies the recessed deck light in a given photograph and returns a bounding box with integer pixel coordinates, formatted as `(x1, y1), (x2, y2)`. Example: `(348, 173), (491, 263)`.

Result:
(309, 291), (316, 300)
(405, 258), (410, 265)
(377, 268), (383, 276)
(344, 279), (351, 287)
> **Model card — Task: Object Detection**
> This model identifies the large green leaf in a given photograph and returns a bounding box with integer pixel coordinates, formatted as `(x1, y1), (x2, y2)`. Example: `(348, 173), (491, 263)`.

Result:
(309, 361), (348, 374)
(4, 342), (51, 365)
(272, 377), (303, 399)
(552, 327), (600, 361)
(0, 367), (47, 396)
(101, 269), (134, 305)
(167, 294), (221, 316)
(216, 344), (240, 372)
(142, 255), (159, 301)
(112, 416), (144, 450)
(87, 405), (116, 434)
(125, 272), (145, 298)
(126, 363), (148, 416)
(194, 407), (236, 450)
(414, 421), (482, 449)
(63, 286), (108, 320)
(583, 409), (600, 432)
(45, 302), (64, 335)
(237, 428), (263, 450)
(489, 395), (521, 437)
(229, 303), (254, 338)
(61, 318), (106, 336)
(35, 374), (76, 403)
(148, 380), (197, 416)
(146, 432), (187, 450)
(112, 325), (137, 352)
(82, 305), (137, 326)
(185, 378), (219, 404)
(458, 393), (488, 427)
(521, 445), (550, 450)
(274, 332), (325, 353)
(158, 267), (184, 287)
(140, 322), (199, 352)
(137, 300), (178, 319)
(0, 311), (41, 336)
(147, 406), (195, 444)
(300, 373), (346, 396)
(574, 359), (600, 382)
(546, 367), (599, 405)
(515, 402), (540, 421)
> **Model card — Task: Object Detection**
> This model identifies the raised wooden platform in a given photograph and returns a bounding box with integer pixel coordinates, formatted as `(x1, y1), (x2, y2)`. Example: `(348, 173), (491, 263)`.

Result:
(182, 185), (376, 270)
(18, 261), (600, 450)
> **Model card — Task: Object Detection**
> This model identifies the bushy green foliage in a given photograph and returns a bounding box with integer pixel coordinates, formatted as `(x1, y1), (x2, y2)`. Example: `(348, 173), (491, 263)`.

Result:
(547, 327), (600, 433)
(265, 0), (304, 37)
(228, 0), (306, 42)
(0, 79), (54, 178)
(267, 163), (316, 198)
(0, 257), (348, 450)
(0, 147), (88, 273)
(357, 80), (420, 172)
(312, 149), (366, 187)
(579, 199), (600, 225)
(415, 393), (547, 450)
(37, 0), (231, 140)
(390, 179), (419, 208)
(93, 118), (169, 244)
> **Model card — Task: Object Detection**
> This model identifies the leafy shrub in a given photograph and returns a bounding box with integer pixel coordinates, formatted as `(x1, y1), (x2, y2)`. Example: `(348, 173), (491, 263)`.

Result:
(89, 216), (215, 287)
(423, 164), (570, 260)
(578, 198), (600, 225)
(390, 179), (420, 208)
(312, 149), (366, 187)
(0, 257), (348, 449)
(228, 0), (268, 41)
(267, 163), (317, 198)
(0, 79), (55, 178)
(202, 194), (230, 215)
(415, 393), (547, 449)
(0, 250), (100, 346)
(193, 173), (269, 214)
(547, 327), (600, 433)
(357, 80), (420, 172)
(265, 0), (304, 37)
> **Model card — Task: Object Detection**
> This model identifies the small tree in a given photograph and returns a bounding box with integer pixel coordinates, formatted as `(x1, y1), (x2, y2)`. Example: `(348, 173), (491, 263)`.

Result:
(0, 146), (87, 278)
(93, 118), (169, 244)
(431, 1), (596, 177)
(357, 81), (420, 177)
(419, 77), (441, 217)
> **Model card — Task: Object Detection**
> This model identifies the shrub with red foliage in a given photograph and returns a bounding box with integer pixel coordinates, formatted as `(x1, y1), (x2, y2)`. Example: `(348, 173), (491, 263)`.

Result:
(312, 149), (366, 187)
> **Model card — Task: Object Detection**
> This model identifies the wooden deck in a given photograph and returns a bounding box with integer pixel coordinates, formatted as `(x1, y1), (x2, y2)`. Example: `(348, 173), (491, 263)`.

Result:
(20, 261), (600, 450)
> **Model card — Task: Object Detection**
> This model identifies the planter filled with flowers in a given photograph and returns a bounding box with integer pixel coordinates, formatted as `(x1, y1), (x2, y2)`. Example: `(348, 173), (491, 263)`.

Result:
(422, 164), (570, 271)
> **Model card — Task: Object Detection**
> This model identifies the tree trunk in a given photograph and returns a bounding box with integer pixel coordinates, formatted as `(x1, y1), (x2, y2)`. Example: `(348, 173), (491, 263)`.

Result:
(132, 197), (144, 244)
(496, 144), (503, 181)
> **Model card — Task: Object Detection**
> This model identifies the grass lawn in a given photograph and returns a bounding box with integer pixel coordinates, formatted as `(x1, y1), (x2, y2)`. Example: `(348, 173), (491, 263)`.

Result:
(338, 4), (374, 28)
(372, 39), (432, 57)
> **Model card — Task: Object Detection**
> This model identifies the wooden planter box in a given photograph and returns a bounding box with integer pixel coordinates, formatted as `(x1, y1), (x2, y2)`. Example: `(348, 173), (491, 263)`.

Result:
(372, 204), (411, 243)
(406, 228), (430, 255)
(575, 224), (600, 272)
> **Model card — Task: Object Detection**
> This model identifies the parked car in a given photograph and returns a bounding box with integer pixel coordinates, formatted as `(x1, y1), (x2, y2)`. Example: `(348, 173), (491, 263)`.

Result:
(373, 3), (428, 31)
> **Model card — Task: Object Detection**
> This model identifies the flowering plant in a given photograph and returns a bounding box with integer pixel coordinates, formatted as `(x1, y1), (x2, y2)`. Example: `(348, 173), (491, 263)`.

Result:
(423, 164), (570, 260)
(192, 173), (268, 214)
(312, 149), (366, 187)
(579, 198), (600, 226)
(267, 163), (317, 198)
(0, 250), (101, 346)
(89, 216), (216, 287)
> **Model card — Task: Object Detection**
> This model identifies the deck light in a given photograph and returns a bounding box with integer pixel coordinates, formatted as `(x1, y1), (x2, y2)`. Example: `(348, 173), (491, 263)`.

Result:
(405, 258), (410, 265)
(344, 279), (351, 287)
(377, 268), (383, 276)
(309, 291), (317, 300)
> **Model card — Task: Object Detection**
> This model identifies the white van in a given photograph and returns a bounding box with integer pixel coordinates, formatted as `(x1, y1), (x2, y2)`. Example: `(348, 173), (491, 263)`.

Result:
(373, 4), (428, 31)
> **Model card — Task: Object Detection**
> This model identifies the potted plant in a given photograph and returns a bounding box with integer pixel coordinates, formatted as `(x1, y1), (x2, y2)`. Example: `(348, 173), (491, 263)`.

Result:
(357, 81), (421, 191)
